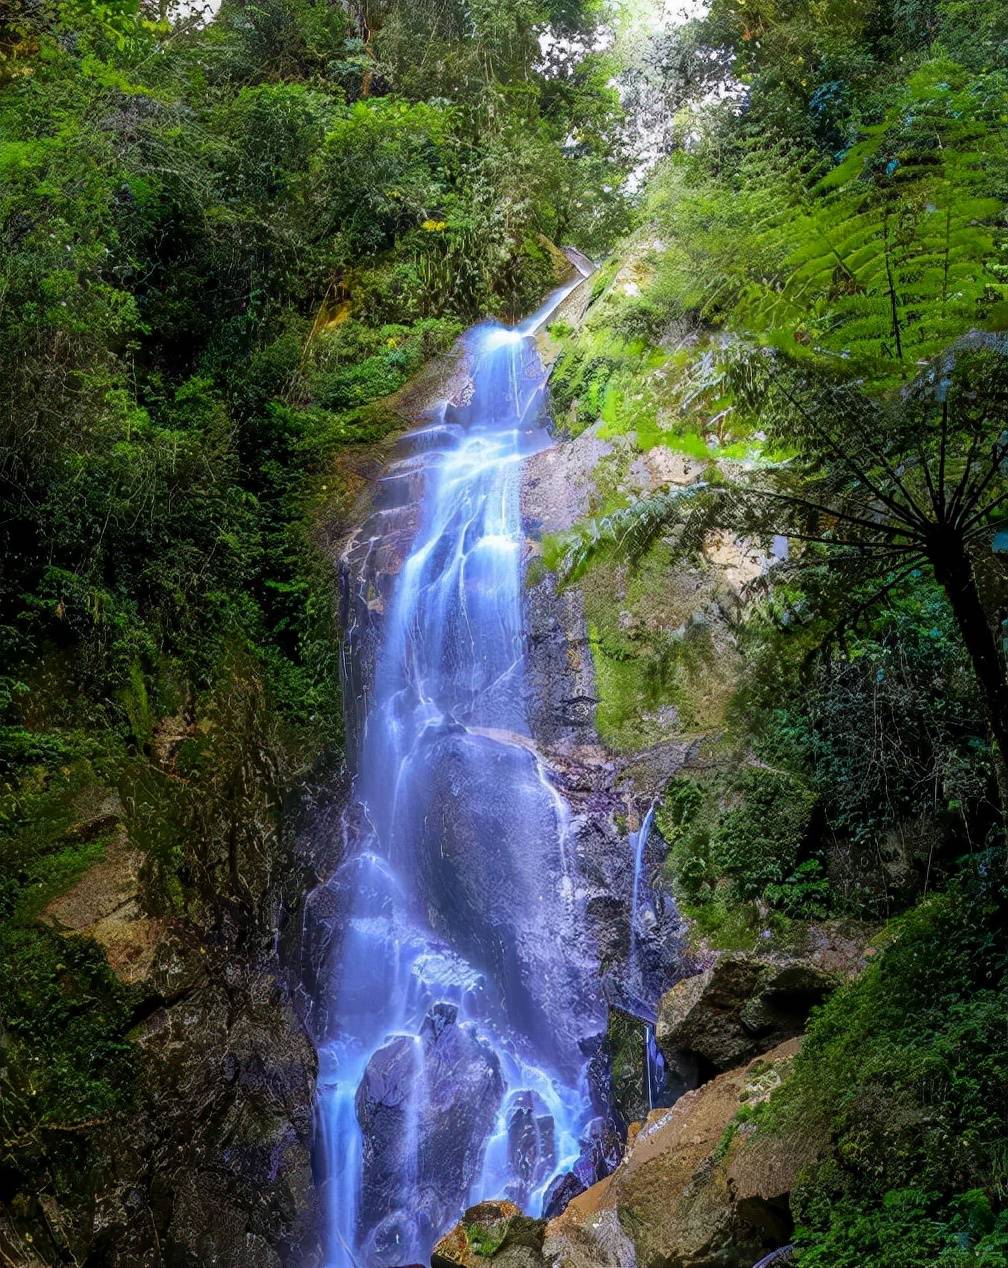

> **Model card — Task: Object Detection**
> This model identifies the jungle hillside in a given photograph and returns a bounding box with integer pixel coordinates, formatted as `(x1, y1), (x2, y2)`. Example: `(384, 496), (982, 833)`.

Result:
(0, 0), (1006, 1265)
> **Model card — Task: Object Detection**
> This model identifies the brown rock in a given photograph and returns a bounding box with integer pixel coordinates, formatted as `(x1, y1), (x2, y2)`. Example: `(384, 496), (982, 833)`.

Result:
(41, 831), (165, 986)
(544, 1039), (817, 1268)
(433, 1200), (546, 1268)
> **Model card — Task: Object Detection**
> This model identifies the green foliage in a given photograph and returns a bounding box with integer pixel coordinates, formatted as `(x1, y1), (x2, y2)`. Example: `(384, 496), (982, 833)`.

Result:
(610, 33), (1008, 386)
(0, 926), (135, 1133)
(549, 335), (1008, 798)
(652, 576), (996, 928)
(711, 767), (818, 902)
(739, 584), (996, 878)
(579, 541), (720, 751)
(658, 765), (819, 913)
(0, 0), (621, 782)
(0, 0), (624, 1233)
(0, 728), (126, 916)
(571, 2), (1008, 1257)
(762, 874), (1008, 1266)
(122, 660), (295, 938)
(748, 62), (1008, 379)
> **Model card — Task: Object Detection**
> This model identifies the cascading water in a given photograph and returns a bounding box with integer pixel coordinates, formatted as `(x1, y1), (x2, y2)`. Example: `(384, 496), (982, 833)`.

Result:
(627, 801), (657, 1011)
(625, 803), (681, 1113)
(309, 275), (607, 1267)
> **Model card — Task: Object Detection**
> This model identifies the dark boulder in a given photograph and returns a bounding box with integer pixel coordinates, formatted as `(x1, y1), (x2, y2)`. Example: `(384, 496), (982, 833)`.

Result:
(572, 1115), (624, 1188)
(542, 1171), (586, 1220)
(503, 1090), (556, 1205)
(656, 955), (835, 1073)
(356, 1004), (504, 1261)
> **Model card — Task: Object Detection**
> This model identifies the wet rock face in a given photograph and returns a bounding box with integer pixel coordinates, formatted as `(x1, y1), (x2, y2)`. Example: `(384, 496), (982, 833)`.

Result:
(0, 934), (322, 1268)
(520, 426), (695, 1026)
(40, 816), (165, 987)
(410, 727), (604, 1075)
(656, 956), (835, 1074)
(356, 1005), (505, 1262)
(520, 430), (609, 755)
(542, 1172), (586, 1220)
(1, 748), (325, 1268)
(605, 1008), (651, 1128)
(119, 946), (320, 1268)
(571, 1116), (623, 1190)
(504, 1091), (557, 1205)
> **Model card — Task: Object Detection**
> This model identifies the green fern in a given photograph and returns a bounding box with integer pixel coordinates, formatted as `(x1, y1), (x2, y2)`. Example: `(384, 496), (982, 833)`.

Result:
(545, 483), (713, 585)
(748, 60), (1008, 381)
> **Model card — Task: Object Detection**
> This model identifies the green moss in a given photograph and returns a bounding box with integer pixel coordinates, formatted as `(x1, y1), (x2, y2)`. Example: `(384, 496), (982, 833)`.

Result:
(466, 1221), (508, 1257)
(657, 765), (819, 909)
(712, 1101), (765, 1163)
(0, 757), (122, 924)
(580, 538), (721, 753)
(678, 892), (760, 952)
(0, 923), (136, 1135)
(657, 429), (712, 459)
(589, 257), (619, 303)
(119, 660), (152, 749)
(711, 767), (817, 902)
(607, 1008), (649, 1123)
(12, 836), (110, 926)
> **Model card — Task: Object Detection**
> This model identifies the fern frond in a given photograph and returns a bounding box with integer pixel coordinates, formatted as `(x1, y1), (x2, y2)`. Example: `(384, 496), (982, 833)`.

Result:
(551, 482), (710, 586)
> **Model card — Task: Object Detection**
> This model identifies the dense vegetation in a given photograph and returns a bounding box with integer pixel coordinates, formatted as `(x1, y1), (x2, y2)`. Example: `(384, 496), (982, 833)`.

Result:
(3, 0), (1007, 1262)
(773, 872), (1008, 1266)
(544, 0), (1007, 1259)
(0, 0), (622, 1226)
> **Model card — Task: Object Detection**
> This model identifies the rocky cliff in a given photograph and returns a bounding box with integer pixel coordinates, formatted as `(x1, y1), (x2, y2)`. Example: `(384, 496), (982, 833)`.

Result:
(0, 751), (328, 1267)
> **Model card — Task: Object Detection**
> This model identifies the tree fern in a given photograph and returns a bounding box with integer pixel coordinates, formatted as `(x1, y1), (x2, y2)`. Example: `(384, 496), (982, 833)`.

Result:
(547, 481), (712, 584)
(549, 340), (1008, 761)
(747, 61), (1008, 383)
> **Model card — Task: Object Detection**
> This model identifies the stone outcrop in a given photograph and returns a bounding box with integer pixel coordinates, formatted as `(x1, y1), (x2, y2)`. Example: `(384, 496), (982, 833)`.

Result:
(128, 945), (319, 1267)
(543, 1039), (816, 1268)
(656, 955), (835, 1074)
(432, 1200), (547, 1268)
(2, 728), (326, 1268)
(521, 398), (695, 1023)
(431, 1042), (814, 1268)
(0, 928), (321, 1268)
(41, 825), (165, 987)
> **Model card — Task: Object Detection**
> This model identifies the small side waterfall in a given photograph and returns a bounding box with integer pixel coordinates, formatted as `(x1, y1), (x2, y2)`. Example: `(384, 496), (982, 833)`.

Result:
(627, 801), (657, 1010)
(307, 275), (609, 1267)
(625, 803), (682, 1114)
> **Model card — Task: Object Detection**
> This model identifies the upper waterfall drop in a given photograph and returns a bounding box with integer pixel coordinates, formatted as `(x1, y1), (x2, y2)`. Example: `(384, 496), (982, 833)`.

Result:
(308, 272), (606, 1268)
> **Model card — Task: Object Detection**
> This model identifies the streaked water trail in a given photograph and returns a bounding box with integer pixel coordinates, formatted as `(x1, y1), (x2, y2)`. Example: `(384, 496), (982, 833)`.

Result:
(310, 273), (605, 1267)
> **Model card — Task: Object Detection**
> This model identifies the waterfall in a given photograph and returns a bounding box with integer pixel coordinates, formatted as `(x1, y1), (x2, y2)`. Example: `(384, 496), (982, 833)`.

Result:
(309, 276), (604, 1267)
(627, 800), (657, 1013)
(626, 802), (682, 1115)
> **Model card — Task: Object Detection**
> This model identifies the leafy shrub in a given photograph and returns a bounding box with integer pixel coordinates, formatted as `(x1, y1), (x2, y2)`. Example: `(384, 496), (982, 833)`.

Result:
(0, 925), (135, 1139)
(658, 766), (818, 910)
(710, 767), (817, 902)
(762, 872), (1008, 1266)
(736, 584), (997, 915)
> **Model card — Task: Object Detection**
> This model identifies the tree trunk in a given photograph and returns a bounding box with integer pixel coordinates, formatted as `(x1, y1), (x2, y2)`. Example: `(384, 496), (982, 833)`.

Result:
(931, 536), (1008, 784)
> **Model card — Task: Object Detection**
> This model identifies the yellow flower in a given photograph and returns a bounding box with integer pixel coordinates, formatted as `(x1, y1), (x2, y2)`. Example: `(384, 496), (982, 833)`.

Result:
(422, 219), (447, 232)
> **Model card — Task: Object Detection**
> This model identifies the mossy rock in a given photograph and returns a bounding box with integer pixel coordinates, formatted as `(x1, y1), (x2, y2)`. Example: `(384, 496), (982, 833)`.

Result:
(433, 1201), (546, 1267)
